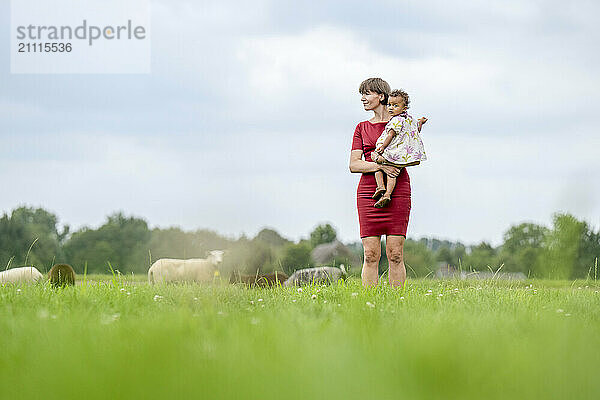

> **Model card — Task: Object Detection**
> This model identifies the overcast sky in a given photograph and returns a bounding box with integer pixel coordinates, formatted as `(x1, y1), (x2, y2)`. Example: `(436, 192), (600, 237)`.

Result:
(1, 0), (599, 245)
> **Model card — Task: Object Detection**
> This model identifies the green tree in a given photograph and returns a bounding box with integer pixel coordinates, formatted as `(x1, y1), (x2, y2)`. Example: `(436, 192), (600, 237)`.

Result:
(309, 223), (337, 248)
(464, 242), (498, 271)
(576, 225), (600, 279)
(63, 212), (151, 273)
(0, 206), (66, 270)
(254, 228), (290, 247)
(534, 213), (585, 279)
(435, 247), (453, 265)
(281, 242), (312, 274)
(403, 239), (436, 277)
(498, 222), (548, 274)
(453, 244), (467, 268)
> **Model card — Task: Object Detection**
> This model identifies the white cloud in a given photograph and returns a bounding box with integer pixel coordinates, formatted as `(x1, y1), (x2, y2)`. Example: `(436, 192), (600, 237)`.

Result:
(2, 1), (599, 246)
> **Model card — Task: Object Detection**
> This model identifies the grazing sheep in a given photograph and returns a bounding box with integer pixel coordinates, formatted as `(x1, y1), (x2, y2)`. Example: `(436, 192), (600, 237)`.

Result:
(229, 271), (289, 287)
(0, 266), (43, 284)
(284, 265), (347, 287)
(148, 250), (224, 284)
(48, 264), (76, 287)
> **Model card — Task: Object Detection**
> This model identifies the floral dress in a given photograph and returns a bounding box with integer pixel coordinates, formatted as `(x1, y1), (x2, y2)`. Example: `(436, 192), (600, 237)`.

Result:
(374, 112), (427, 166)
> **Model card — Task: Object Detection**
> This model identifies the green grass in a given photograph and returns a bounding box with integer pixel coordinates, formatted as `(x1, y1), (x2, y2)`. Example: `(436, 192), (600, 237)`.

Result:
(1, 277), (600, 399)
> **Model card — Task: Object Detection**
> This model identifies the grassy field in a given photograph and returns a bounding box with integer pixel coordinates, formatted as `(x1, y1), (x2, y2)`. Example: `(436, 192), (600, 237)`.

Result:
(1, 277), (600, 400)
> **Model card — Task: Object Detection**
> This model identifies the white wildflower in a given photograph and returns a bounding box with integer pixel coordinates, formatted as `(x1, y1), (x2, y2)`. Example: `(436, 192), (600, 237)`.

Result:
(400, 296), (404, 300)
(257, 298), (263, 302)
(250, 300), (255, 305)
(351, 292), (358, 297)
(297, 288), (303, 293)
(438, 293), (443, 297)
(425, 293), (432, 296)
(153, 295), (163, 301)
(323, 300), (327, 304)
(366, 301), (375, 308)
(292, 299), (297, 303)
(311, 294), (317, 300)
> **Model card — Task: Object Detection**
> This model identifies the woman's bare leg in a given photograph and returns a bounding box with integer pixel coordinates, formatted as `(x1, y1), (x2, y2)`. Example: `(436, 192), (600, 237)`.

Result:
(361, 236), (381, 288)
(386, 235), (407, 289)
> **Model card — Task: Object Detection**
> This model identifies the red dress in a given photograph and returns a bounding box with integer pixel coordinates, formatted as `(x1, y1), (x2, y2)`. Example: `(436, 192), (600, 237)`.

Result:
(352, 120), (412, 238)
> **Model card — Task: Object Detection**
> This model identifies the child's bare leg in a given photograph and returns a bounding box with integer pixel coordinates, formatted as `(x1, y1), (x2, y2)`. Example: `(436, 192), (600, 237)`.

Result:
(372, 171), (386, 199)
(384, 176), (397, 198)
(374, 172), (399, 208)
(372, 171), (385, 199)
(374, 171), (385, 189)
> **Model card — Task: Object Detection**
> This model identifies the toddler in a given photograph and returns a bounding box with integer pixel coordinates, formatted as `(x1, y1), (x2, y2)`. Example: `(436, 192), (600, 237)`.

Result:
(371, 89), (427, 208)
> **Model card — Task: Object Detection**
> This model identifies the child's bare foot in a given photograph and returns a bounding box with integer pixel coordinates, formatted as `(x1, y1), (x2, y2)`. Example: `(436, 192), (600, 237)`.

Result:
(372, 187), (386, 199)
(374, 196), (391, 208)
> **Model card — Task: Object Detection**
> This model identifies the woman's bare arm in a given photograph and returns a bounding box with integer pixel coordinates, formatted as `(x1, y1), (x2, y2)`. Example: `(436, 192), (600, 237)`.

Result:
(349, 150), (401, 177)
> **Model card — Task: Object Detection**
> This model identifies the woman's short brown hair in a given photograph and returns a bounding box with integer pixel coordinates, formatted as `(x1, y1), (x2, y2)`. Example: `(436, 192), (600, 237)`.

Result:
(359, 78), (391, 105)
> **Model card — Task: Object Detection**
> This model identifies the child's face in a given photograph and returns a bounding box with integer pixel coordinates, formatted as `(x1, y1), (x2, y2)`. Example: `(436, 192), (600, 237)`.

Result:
(387, 97), (405, 116)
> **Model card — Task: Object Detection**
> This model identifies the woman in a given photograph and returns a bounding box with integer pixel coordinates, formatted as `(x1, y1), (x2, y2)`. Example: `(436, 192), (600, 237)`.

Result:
(349, 78), (411, 288)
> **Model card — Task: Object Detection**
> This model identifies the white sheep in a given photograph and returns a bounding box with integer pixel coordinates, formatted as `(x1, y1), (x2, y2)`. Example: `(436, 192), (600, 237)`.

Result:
(0, 266), (43, 284)
(148, 250), (224, 284)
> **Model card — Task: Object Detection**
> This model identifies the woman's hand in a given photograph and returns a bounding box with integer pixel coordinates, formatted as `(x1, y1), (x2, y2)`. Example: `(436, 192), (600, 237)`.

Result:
(380, 164), (401, 178)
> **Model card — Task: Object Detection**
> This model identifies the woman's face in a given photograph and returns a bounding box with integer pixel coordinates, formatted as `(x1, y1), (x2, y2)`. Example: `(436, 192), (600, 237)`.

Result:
(361, 90), (384, 111)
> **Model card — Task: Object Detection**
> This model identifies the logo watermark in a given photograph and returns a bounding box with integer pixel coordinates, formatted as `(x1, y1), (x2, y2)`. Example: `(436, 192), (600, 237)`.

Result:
(11, 0), (151, 74)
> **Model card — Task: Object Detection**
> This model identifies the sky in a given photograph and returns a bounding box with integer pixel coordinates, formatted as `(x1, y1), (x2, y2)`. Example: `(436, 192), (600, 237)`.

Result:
(1, 0), (599, 245)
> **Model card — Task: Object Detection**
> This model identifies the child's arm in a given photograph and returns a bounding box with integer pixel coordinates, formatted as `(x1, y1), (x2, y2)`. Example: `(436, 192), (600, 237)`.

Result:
(418, 117), (428, 133)
(375, 128), (397, 154)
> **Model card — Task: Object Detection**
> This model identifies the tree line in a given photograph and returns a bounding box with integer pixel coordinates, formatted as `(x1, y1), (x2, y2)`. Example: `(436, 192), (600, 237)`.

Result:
(0, 206), (598, 279)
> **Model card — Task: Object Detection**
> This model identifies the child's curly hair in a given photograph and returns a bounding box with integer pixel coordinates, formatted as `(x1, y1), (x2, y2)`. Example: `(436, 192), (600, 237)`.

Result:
(389, 89), (410, 110)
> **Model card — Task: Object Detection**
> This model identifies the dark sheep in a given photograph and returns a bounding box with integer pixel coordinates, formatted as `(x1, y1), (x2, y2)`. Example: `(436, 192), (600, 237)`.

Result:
(48, 264), (76, 287)
(284, 265), (347, 287)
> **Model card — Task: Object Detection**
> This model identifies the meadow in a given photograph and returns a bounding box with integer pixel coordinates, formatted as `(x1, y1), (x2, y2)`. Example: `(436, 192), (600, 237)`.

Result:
(1, 276), (600, 400)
